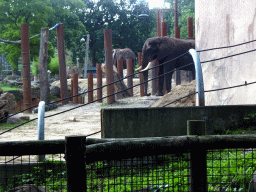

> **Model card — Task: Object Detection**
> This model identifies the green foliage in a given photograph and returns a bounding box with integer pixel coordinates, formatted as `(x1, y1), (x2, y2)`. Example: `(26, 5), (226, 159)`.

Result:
(0, 83), (21, 92)
(0, 0), (54, 70)
(163, 0), (195, 39)
(1, 158), (67, 192)
(0, 120), (28, 130)
(81, 0), (154, 66)
(31, 53), (59, 76)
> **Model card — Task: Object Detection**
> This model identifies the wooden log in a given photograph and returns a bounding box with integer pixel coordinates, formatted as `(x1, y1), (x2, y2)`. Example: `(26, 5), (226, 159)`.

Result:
(101, 64), (131, 100)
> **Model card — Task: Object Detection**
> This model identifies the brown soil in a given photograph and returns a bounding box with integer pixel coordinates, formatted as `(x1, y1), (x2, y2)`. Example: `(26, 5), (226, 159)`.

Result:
(1, 78), (197, 143)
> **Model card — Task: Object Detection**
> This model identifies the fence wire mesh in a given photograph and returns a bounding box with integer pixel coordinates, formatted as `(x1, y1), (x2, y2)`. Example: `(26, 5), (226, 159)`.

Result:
(85, 148), (256, 192)
(0, 153), (66, 192)
(86, 153), (190, 192)
(207, 148), (256, 192)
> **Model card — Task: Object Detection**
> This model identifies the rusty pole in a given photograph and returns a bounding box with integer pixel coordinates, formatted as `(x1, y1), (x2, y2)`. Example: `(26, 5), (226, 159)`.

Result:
(161, 21), (167, 37)
(96, 63), (102, 103)
(71, 79), (73, 101)
(187, 17), (194, 39)
(161, 21), (168, 94)
(72, 73), (78, 104)
(187, 17), (194, 83)
(117, 59), (123, 79)
(88, 73), (93, 103)
(174, 0), (181, 86)
(104, 29), (115, 104)
(138, 52), (145, 97)
(127, 59), (133, 96)
(56, 23), (68, 105)
(21, 24), (32, 113)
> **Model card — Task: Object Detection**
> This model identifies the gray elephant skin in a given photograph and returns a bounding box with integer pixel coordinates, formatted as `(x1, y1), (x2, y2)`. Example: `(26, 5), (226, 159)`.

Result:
(112, 48), (136, 69)
(141, 36), (195, 96)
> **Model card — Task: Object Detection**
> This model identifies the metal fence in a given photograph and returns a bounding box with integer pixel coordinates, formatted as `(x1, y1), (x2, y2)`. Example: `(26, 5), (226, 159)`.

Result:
(1, 135), (256, 191)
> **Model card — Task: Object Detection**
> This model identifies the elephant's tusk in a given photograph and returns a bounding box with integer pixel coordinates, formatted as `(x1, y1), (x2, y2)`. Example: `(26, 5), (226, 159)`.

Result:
(135, 66), (142, 71)
(141, 62), (153, 72)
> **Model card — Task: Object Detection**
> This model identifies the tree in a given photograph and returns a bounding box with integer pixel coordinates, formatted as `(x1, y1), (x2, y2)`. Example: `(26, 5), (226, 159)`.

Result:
(0, 0), (87, 75)
(80, 0), (154, 67)
(47, 0), (87, 67)
(0, 0), (55, 75)
(163, 0), (195, 39)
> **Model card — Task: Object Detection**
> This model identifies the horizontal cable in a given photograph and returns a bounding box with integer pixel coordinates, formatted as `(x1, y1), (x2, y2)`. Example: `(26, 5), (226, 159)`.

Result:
(197, 39), (256, 52)
(0, 23), (59, 44)
(201, 48), (256, 63)
(163, 81), (256, 107)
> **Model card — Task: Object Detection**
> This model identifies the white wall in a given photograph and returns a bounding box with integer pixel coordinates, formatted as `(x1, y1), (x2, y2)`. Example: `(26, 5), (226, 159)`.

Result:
(196, 0), (256, 105)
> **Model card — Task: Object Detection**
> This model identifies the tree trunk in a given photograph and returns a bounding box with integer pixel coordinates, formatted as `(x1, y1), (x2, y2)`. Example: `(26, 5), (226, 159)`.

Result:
(38, 28), (50, 104)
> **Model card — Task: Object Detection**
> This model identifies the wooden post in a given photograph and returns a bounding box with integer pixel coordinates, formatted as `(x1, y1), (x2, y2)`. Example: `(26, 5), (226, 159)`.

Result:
(138, 52), (145, 97)
(88, 73), (93, 103)
(187, 17), (193, 39)
(72, 73), (78, 104)
(56, 23), (68, 105)
(127, 59), (133, 96)
(187, 120), (207, 192)
(65, 136), (86, 192)
(21, 24), (32, 113)
(38, 27), (50, 104)
(97, 63), (102, 103)
(104, 29), (115, 104)
(117, 59), (123, 79)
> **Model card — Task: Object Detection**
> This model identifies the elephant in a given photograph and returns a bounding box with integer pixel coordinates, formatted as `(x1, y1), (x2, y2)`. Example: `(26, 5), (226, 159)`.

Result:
(112, 48), (136, 70)
(140, 36), (195, 96)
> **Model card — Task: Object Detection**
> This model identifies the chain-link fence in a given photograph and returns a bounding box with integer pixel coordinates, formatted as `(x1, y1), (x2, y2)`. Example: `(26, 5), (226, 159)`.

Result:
(1, 136), (256, 191)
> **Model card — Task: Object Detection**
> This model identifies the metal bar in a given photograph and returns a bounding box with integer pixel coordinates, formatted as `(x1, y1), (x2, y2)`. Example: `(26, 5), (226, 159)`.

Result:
(38, 101), (45, 162)
(189, 49), (205, 106)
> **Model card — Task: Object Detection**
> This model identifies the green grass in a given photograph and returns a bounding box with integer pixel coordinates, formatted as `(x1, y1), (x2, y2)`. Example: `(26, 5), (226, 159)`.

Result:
(0, 83), (21, 92)
(0, 120), (30, 130)
(3, 137), (256, 192)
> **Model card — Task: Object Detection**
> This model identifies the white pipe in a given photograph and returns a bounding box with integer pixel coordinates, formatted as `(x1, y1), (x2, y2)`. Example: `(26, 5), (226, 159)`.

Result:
(189, 49), (205, 106)
(38, 101), (45, 140)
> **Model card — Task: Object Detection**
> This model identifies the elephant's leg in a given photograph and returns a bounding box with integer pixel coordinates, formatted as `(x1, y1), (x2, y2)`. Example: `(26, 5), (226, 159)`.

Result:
(143, 71), (150, 96)
(155, 65), (164, 96)
(165, 71), (173, 93)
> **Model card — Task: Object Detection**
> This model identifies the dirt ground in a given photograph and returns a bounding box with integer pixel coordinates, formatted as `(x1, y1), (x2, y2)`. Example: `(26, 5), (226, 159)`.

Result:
(0, 77), (196, 163)
(1, 78), (196, 142)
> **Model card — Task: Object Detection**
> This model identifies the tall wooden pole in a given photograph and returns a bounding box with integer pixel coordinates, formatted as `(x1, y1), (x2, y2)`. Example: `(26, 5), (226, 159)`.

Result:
(174, 0), (181, 85)
(56, 23), (68, 105)
(104, 29), (115, 104)
(38, 27), (50, 104)
(21, 24), (32, 113)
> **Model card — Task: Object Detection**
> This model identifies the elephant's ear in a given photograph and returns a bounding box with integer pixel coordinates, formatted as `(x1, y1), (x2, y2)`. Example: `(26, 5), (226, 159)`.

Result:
(156, 37), (173, 61)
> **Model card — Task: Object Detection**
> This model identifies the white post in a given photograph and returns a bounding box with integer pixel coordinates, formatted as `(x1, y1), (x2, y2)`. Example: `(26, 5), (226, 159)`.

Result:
(38, 101), (45, 161)
(189, 49), (205, 106)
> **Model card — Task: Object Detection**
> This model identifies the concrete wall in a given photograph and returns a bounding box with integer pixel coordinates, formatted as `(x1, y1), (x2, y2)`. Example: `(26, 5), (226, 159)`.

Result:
(196, 0), (256, 105)
(101, 105), (256, 138)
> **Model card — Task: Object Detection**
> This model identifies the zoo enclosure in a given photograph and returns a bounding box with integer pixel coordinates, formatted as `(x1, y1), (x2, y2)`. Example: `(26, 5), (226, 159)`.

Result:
(1, 127), (256, 191)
